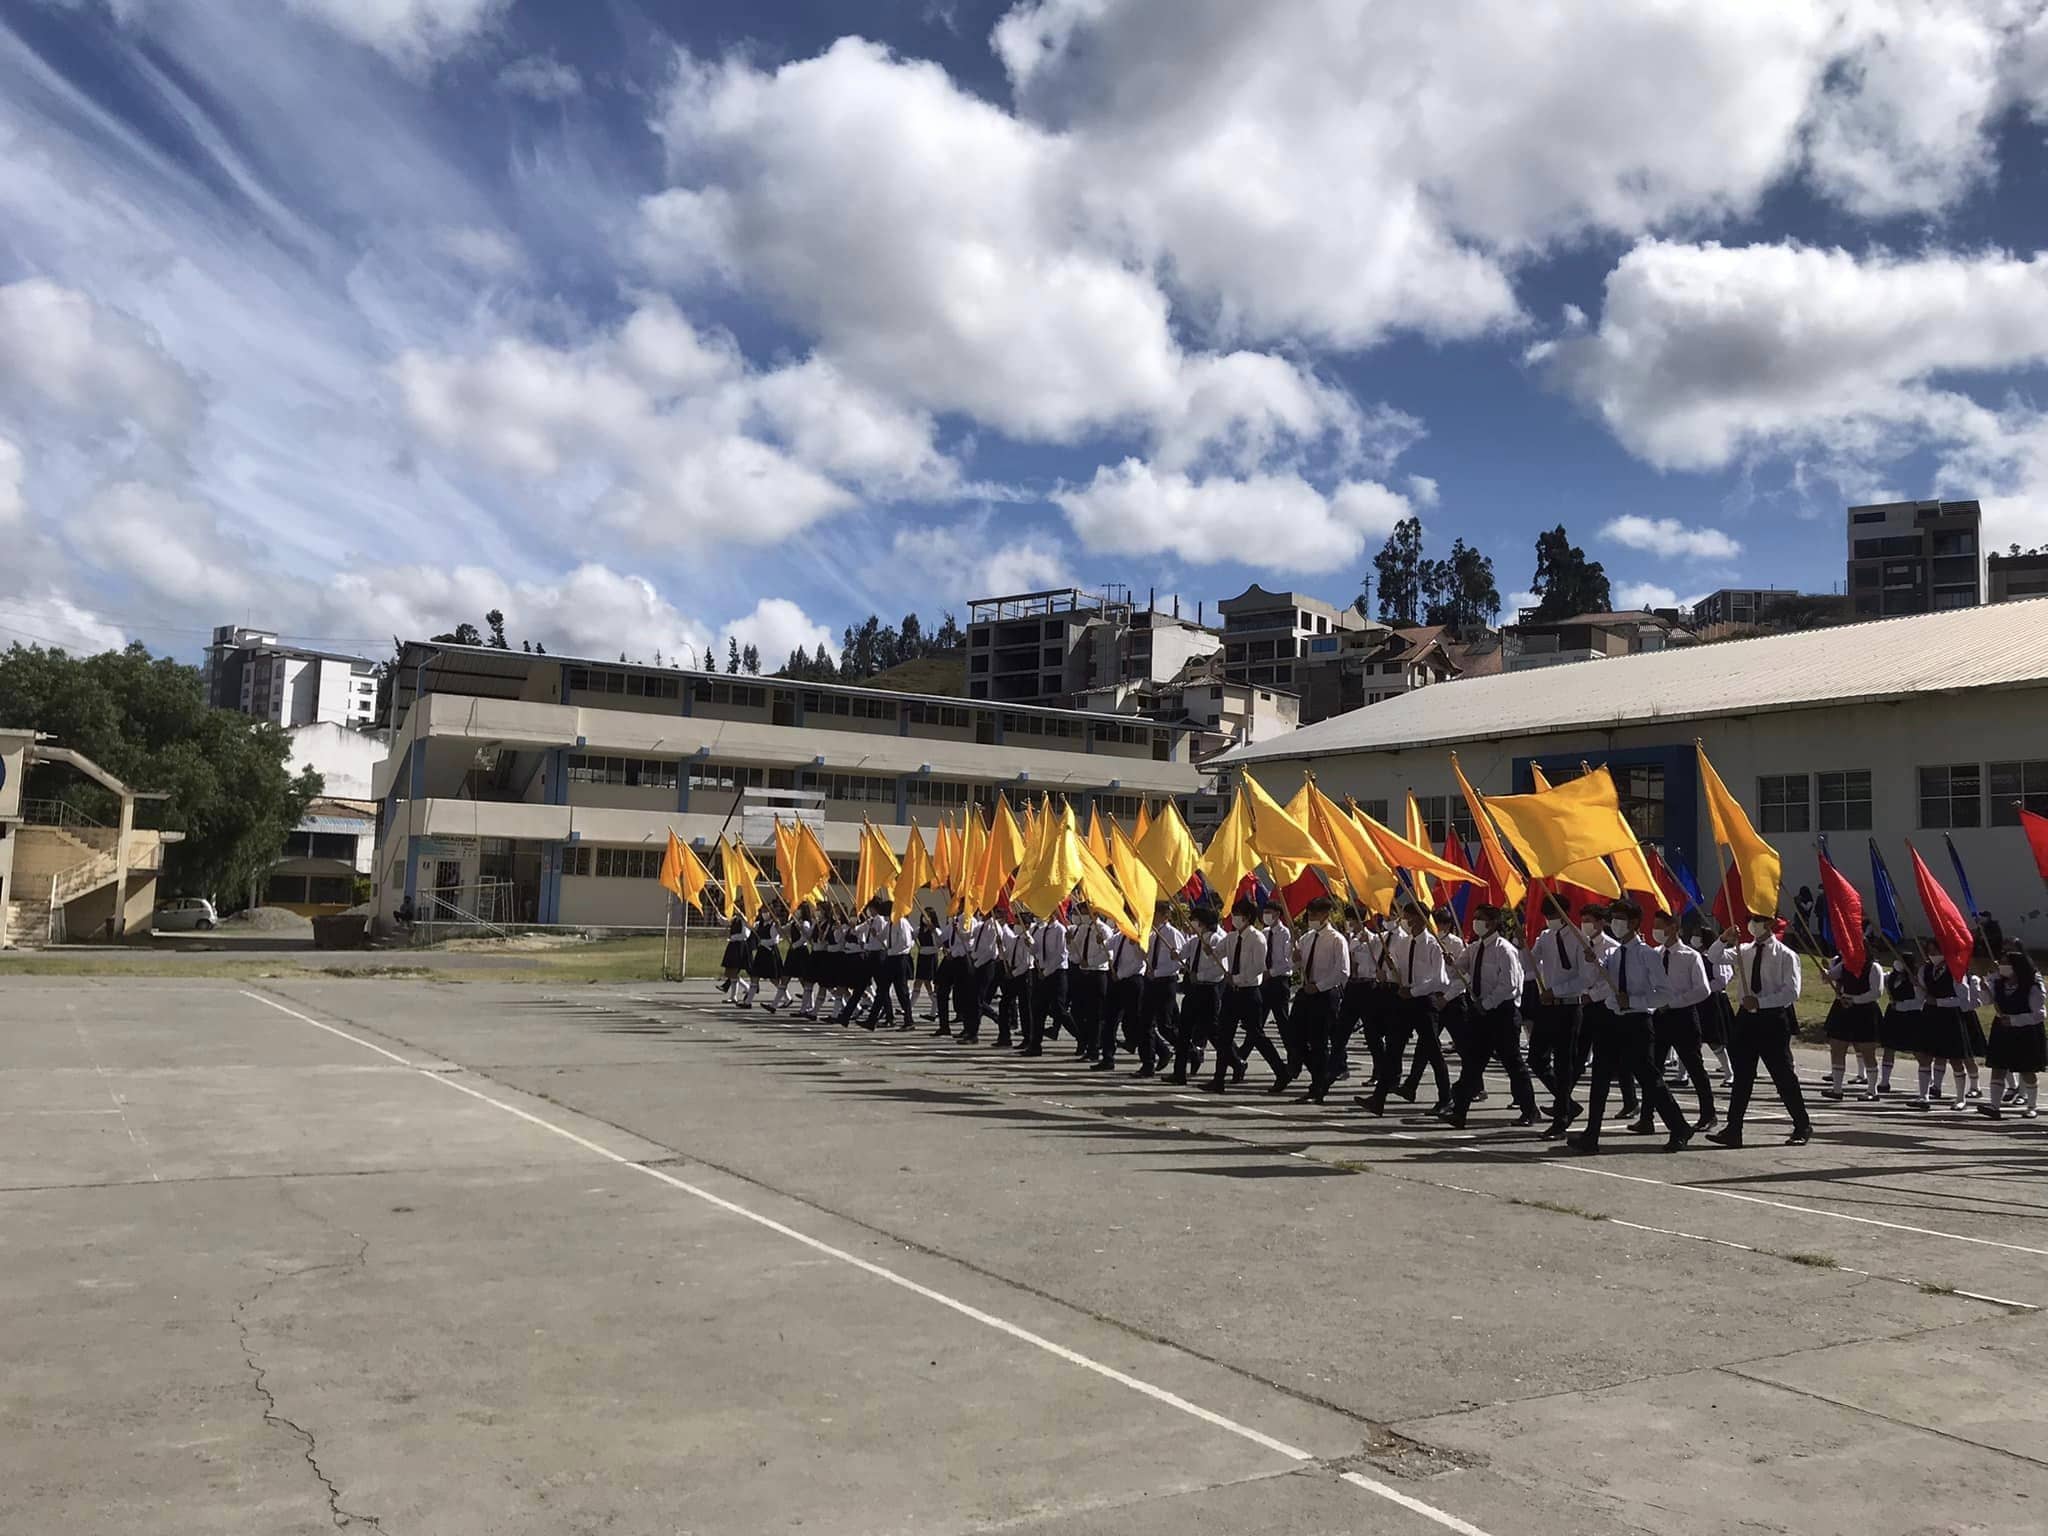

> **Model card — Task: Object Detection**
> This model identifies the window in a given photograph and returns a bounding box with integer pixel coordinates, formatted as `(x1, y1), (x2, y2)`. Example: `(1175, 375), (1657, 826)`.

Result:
(695, 681), (766, 709)
(1932, 530), (1977, 557)
(999, 712), (1079, 740)
(1989, 760), (2048, 825)
(1854, 535), (1922, 559)
(1356, 798), (1390, 826)
(1817, 770), (1872, 832)
(812, 771), (896, 804)
(687, 761), (770, 792)
(1758, 774), (1810, 834)
(905, 701), (971, 728)
(566, 754), (681, 790)
(1918, 763), (1981, 828)
(565, 845), (660, 879)
(1850, 509), (1888, 524)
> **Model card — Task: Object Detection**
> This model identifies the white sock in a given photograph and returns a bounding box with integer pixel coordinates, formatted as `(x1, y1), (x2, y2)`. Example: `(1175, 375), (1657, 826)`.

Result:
(1713, 1046), (1733, 1077)
(2026, 1079), (2040, 1112)
(1915, 1065), (1931, 1100)
(1878, 1049), (1894, 1088)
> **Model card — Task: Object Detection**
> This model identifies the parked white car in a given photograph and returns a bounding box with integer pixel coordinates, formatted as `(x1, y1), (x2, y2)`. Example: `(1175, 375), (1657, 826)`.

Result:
(155, 897), (218, 932)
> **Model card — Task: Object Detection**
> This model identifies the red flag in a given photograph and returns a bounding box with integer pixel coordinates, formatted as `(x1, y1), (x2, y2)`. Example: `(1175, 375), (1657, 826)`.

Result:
(2019, 808), (2048, 881)
(1817, 846), (1866, 975)
(1710, 857), (1748, 930)
(1906, 841), (1973, 983)
(1279, 866), (1328, 919)
(1641, 846), (1691, 918)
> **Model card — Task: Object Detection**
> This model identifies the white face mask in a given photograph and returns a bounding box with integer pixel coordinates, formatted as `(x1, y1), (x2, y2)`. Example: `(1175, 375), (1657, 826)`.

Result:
(1546, 917), (1564, 933)
(1472, 919), (1491, 937)
(1748, 919), (1771, 938)
(1230, 914), (1248, 931)
(1654, 928), (1675, 946)
(1579, 919), (1601, 938)
(1608, 917), (1632, 939)
(1262, 913), (1277, 928)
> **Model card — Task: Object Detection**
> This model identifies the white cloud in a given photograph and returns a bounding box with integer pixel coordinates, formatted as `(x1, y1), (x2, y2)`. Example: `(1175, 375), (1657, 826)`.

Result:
(0, 278), (200, 443)
(434, 226), (525, 276)
(749, 356), (958, 496)
(721, 597), (839, 668)
(1535, 241), (2048, 472)
(70, 481), (262, 608)
(1406, 474), (1440, 508)
(887, 511), (1072, 605)
(497, 55), (583, 100)
(1053, 458), (1411, 572)
(1613, 580), (1683, 612)
(0, 589), (127, 654)
(285, 0), (506, 71)
(1502, 588), (1540, 619)
(0, 436), (22, 528)
(1601, 514), (1741, 561)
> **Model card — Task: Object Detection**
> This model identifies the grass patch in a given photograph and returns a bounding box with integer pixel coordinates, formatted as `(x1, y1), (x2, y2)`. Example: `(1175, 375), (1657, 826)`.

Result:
(1917, 1280), (1958, 1296)
(1777, 1251), (1841, 1269)
(0, 936), (719, 984)
(1509, 1196), (1608, 1221)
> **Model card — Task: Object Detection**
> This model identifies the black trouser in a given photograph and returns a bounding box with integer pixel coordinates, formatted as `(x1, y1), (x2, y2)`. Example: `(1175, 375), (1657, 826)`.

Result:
(864, 953), (912, 1024)
(1335, 981), (1375, 1079)
(1136, 976), (1177, 1071)
(1649, 1005), (1716, 1124)
(1441, 993), (1480, 1068)
(935, 955), (966, 1031)
(1558, 1002), (1638, 1116)
(1261, 975), (1300, 1069)
(1584, 1010), (1686, 1141)
(1528, 998), (1580, 1100)
(1070, 970), (1108, 1055)
(1726, 1005), (1812, 1134)
(1101, 973), (1143, 1065)
(997, 970), (1031, 1044)
(1451, 1001), (1539, 1117)
(966, 959), (999, 1039)
(1297, 990), (1341, 1094)
(1224, 985), (1282, 1078)
(1176, 981), (1221, 1079)
(1027, 967), (1070, 1052)
(1399, 997), (1452, 1103)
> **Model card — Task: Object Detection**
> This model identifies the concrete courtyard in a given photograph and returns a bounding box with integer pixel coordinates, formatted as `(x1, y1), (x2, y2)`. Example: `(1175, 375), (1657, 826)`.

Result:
(3, 974), (2043, 1534)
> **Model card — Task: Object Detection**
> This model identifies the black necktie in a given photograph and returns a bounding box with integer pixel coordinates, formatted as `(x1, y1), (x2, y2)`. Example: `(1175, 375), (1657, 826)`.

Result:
(1556, 930), (1571, 970)
(1751, 943), (1764, 994)
(1618, 945), (1628, 1001)
(1233, 933), (1247, 977)
(1303, 933), (1318, 984)
(1407, 937), (1416, 983)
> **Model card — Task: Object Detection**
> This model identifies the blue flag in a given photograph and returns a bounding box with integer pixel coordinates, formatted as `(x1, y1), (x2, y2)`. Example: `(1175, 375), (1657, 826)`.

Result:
(1668, 854), (1707, 913)
(1943, 834), (1981, 922)
(1867, 838), (1904, 943)
(1449, 839), (1478, 926)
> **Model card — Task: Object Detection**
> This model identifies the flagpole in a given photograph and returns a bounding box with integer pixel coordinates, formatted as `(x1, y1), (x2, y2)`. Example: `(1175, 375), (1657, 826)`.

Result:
(663, 892), (674, 981)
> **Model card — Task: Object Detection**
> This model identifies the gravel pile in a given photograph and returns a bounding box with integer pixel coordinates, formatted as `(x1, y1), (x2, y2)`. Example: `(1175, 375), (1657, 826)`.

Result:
(220, 906), (315, 933)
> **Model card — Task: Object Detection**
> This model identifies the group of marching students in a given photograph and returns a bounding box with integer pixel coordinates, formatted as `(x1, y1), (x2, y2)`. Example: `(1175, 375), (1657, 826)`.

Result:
(711, 881), (2047, 1153)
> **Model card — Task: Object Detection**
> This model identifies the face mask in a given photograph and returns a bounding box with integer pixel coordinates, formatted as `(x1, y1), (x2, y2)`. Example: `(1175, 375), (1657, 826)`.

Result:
(1998, 963), (2015, 980)
(1262, 913), (1277, 928)
(1608, 918), (1631, 939)
(1546, 917), (1564, 933)
(1230, 915), (1248, 931)
(1580, 919), (1601, 938)
(1749, 920), (1771, 938)
(1471, 919), (1491, 937)
(1654, 929), (1675, 946)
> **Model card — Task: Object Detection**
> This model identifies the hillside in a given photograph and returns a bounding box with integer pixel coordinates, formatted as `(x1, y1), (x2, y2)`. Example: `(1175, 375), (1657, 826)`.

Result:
(860, 651), (967, 697)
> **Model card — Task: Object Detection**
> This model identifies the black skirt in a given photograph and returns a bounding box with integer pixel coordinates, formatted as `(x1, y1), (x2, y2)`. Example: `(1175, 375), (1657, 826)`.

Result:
(1700, 992), (1733, 1048)
(750, 942), (781, 980)
(1986, 1020), (2047, 1073)
(786, 944), (810, 982)
(1920, 1007), (1972, 1061)
(1879, 1004), (1921, 1053)
(719, 938), (747, 970)
(1965, 1011), (1990, 1057)
(915, 950), (938, 983)
(1827, 999), (1880, 1044)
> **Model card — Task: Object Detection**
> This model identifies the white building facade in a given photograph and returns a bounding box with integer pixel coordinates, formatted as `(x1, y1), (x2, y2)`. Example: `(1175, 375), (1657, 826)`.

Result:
(372, 644), (1204, 930)
(205, 625), (379, 729)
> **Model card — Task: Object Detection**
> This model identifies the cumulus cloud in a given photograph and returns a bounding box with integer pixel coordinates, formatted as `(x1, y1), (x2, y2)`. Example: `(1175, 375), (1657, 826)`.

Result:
(0, 278), (200, 443)
(887, 511), (1072, 605)
(0, 436), (22, 528)
(1053, 459), (1411, 572)
(1613, 579), (1706, 613)
(71, 481), (264, 608)
(393, 299), (961, 546)
(435, 226), (525, 276)
(0, 589), (127, 654)
(1406, 474), (1440, 508)
(722, 597), (839, 667)
(1601, 514), (1741, 561)
(285, 0), (506, 71)
(497, 54), (583, 100)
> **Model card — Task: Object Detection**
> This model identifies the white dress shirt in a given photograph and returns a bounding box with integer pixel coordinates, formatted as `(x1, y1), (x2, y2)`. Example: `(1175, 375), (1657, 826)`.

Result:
(1657, 941), (1711, 1012)
(1224, 924), (1267, 989)
(1297, 924), (1352, 993)
(1070, 916), (1113, 972)
(1600, 935), (1666, 1015)
(1827, 958), (1883, 1006)
(1577, 930), (1621, 1005)
(861, 915), (886, 953)
(1006, 925), (1036, 974)
(1264, 919), (1294, 978)
(945, 915), (976, 958)
(1700, 939), (1734, 993)
(1036, 920), (1069, 972)
(970, 917), (1003, 964)
(1347, 928), (1382, 981)
(1388, 928), (1448, 997)
(1735, 935), (1803, 1011)
(1113, 932), (1148, 980)
(1146, 923), (1187, 979)
(884, 916), (914, 957)
(1191, 928), (1229, 983)
(1438, 930), (1469, 1001)
(1532, 926), (1590, 999)
(1463, 932), (1525, 1013)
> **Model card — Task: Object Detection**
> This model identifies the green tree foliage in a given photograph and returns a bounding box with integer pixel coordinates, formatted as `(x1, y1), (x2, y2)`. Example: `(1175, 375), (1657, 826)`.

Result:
(1373, 517), (1426, 624)
(0, 643), (320, 906)
(1528, 525), (1611, 621)
(1423, 538), (1501, 631)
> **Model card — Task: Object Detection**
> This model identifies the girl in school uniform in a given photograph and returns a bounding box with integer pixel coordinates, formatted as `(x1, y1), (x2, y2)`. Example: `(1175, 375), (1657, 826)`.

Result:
(721, 912), (754, 1005)
(749, 902), (784, 1007)
(1918, 939), (1977, 1110)
(1979, 944), (2045, 1120)
(1822, 950), (1882, 1101)
(911, 908), (941, 1019)
(783, 901), (816, 1016)
(1879, 954), (1922, 1101)
(1689, 923), (1736, 1086)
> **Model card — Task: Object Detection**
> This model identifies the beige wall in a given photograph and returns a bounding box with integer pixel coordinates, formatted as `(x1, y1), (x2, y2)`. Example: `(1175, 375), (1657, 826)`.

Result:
(0, 731), (28, 820)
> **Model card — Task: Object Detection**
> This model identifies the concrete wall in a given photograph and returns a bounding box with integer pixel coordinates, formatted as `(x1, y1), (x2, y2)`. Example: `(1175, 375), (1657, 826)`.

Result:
(0, 730), (28, 820)
(288, 722), (392, 800)
(1237, 685), (2048, 941)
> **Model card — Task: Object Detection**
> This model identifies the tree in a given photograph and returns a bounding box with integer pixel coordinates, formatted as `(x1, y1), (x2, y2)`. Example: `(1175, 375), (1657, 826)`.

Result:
(1423, 538), (1502, 632)
(533, 642), (546, 655)
(1527, 525), (1611, 621)
(0, 643), (320, 908)
(431, 622), (483, 647)
(726, 637), (741, 674)
(932, 612), (963, 650)
(485, 609), (509, 650)
(741, 644), (760, 675)
(1373, 517), (1426, 625)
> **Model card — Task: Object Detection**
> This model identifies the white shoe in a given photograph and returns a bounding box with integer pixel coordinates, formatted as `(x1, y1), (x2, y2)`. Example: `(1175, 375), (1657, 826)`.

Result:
(2024, 1107), (2040, 1119)
(1950, 1097), (1969, 1111)
(1863, 1089), (1879, 1101)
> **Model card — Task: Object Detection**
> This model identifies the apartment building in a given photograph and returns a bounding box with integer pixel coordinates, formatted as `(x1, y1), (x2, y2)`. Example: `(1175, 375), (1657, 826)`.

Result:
(963, 587), (1220, 707)
(1988, 550), (2048, 604)
(204, 625), (379, 728)
(371, 643), (1203, 931)
(1846, 499), (1983, 618)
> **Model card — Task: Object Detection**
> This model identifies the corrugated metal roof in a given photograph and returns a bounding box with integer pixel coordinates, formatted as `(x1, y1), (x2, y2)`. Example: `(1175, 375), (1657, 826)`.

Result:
(298, 815), (374, 835)
(1219, 599), (2048, 767)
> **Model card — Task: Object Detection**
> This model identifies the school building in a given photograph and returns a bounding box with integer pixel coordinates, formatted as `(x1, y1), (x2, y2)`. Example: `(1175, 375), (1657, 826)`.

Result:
(1215, 602), (2048, 942)
(370, 643), (1204, 931)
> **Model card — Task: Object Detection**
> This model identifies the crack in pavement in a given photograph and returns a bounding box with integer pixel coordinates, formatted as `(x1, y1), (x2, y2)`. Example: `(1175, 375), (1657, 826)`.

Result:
(231, 1198), (388, 1533)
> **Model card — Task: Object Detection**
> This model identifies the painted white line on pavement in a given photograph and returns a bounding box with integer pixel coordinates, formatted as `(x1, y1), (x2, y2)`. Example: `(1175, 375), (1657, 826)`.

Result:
(239, 989), (1494, 1536)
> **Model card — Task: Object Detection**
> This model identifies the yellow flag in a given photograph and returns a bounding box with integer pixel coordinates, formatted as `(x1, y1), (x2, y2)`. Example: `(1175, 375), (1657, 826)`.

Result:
(978, 796), (1028, 911)
(1243, 771), (1330, 873)
(1109, 819), (1158, 947)
(1259, 779), (1325, 888)
(1527, 765), (1624, 898)
(893, 823), (935, 915)
(934, 814), (957, 891)
(954, 807), (987, 915)
(1011, 809), (1082, 917)
(1404, 793), (1439, 912)
(791, 818), (833, 906)
(773, 819), (800, 909)
(1450, 755), (1527, 909)
(1134, 800), (1152, 842)
(1085, 805), (1111, 867)
(718, 836), (760, 920)
(1198, 784), (1257, 904)
(1483, 766), (1642, 881)
(1697, 743), (1782, 914)
(1074, 830), (1142, 943)
(1306, 784), (1398, 915)
(1135, 797), (1199, 894)
(1352, 802), (1477, 892)
(857, 819), (900, 907)
(659, 831), (711, 912)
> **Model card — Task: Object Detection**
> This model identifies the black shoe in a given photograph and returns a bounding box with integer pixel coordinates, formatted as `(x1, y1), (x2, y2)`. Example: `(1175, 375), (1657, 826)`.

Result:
(1784, 1126), (1812, 1145)
(1705, 1127), (1744, 1149)
(1625, 1119), (1655, 1136)
(1445, 1109), (1468, 1130)
(1513, 1110), (1542, 1126)
(1089, 1059), (1115, 1071)
(1165, 1071), (1188, 1085)
(1354, 1094), (1386, 1117)
(1198, 1081), (1225, 1094)
(1393, 1082), (1419, 1103)
(1542, 1103), (1582, 1140)
(1693, 1113), (1718, 1134)
(933, 1027), (951, 1037)
(1663, 1127), (1694, 1152)
(1427, 1100), (1451, 1118)
(1233, 1059), (1247, 1085)
(1019, 1046), (1044, 1057)
(1131, 1066), (1155, 1079)
(1564, 1133), (1600, 1155)
(1267, 1070), (1296, 1095)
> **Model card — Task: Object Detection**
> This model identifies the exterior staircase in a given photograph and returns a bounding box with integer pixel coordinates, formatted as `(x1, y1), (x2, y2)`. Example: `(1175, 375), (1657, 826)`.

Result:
(6, 898), (52, 948)
(3, 824), (132, 948)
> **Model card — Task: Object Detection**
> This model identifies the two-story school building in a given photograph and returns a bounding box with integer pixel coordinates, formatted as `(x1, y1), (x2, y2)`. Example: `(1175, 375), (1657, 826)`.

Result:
(370, 643), (1204, 930)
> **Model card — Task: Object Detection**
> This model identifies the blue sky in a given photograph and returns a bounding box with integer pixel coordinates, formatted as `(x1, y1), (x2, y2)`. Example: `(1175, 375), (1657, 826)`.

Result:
(2, 0), (2047, 666)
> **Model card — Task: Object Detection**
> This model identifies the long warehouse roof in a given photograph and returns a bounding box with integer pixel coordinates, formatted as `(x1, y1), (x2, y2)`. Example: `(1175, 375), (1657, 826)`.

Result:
(1219, 599), (2048, 766)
